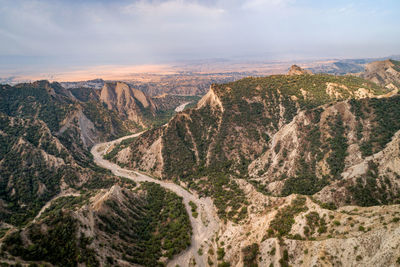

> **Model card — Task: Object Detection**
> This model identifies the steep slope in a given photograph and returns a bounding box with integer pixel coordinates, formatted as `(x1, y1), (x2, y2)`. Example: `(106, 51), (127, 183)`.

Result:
(99, 81), (157, 127)
(100, 71), (400, 266)
(0, 112), (127, 226)
(103, 101), (400, 267)
(0, 81), (134, 148)
(216, 192), (400, 267)
(3, 70), (400, 266)
(0, 113), (73, 225)
(0, 80), (195, 266)
(358, 59), (400, 87)
(70, 85), (201, 128)
(287, 65), (313, 75)
(0, 80), (198, 227)
(2, 182), (192, 266)
(248, 96), (400, 207)
(108, 73), (387, 179)
(99, 129), (400, 267)
(68, 86), (100, 102)
(0, 81), (138, 225)
(106, 73), (395, 222)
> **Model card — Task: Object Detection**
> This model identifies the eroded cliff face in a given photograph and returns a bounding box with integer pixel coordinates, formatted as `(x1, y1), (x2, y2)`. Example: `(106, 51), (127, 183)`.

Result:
(100, 81), (156, 126)
(351, 58), (400, 101)
(196, 88), (225, 112)
(102, 70), (400, 266)
(2, 182), (192, 266)
(216, 190), (400, 267)
(0, 112), (103, 225)
(0, 81), (137, 226)
(287, 64), (313, 76)
(108, 72), (394, 182)
(358, 59), (400, 87)
(248, 96), (400, 207)
(105, 86), (227, 177)
(111, 127), (165, 177)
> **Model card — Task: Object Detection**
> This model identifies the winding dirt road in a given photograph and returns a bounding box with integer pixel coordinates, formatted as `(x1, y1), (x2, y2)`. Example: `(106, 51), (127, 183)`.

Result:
(91, 132), (219, 267)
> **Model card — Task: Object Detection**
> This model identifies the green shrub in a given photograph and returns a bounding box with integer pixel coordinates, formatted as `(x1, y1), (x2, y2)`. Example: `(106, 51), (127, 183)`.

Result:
(189, 201), (198, 218)
(268, 196), (308, 237)
(4, 211), (98, 266)
(242, 243), (259, 267)
(217, 247), (225, 260)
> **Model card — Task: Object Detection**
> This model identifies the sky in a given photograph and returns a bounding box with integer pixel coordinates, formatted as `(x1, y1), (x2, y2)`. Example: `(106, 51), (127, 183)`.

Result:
(0, 0), (400, 74)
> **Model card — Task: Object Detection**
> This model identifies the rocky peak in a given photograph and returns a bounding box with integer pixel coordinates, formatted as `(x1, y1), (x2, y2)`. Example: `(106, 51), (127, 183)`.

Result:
(287, 65), (313, 75)
(196, 86), (224, 112)
(99, 81), (156, 125)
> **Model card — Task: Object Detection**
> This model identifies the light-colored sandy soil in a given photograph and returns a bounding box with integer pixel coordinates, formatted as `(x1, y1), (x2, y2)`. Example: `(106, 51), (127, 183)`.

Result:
(175, 102), (191, 112)
(91, 133), (220, 267)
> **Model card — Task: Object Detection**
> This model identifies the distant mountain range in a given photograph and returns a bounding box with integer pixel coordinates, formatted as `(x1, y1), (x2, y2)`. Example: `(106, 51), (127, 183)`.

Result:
(307, 55), (400, 75)
(2, 55), (399, 94)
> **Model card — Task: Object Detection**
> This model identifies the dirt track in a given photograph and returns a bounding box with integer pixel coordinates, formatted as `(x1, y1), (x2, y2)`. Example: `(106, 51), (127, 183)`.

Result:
(91, 132), (220, 267)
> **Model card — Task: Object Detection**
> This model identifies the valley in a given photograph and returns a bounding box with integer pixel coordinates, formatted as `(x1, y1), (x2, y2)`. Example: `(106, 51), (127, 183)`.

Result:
(1, 59), (400, 266)
(101, 60), (400, 266)
(91, 133), (220, 267)
(2, 1), (400, 266)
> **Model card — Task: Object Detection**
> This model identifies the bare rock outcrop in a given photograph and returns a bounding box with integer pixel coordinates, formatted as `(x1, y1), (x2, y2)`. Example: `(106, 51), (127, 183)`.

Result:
(358, 59), (400, 86)
(100, 81), (156, 126)
(287, 65), (313, 75)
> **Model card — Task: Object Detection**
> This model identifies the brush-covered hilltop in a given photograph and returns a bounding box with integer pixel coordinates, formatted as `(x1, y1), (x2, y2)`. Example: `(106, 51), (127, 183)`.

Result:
(105, 63), (400, 266)
(0, 80), (195, 266)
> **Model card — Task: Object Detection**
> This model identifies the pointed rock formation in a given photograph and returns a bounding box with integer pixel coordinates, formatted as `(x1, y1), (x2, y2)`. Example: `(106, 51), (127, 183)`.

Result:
(287, 65), (313, 75)
(100, 81), (156, 125)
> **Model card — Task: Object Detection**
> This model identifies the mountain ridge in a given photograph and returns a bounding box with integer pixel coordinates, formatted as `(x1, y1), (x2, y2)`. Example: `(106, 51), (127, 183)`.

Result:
(357, 59), (400, 87)
(100, 63), (400, 265)
(2, 59), (400, 266)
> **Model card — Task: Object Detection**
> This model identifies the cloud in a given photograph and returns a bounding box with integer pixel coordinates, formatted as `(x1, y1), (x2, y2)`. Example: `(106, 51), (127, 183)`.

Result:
(123, 0), (225, 17)
(0, 0), (399, 72)
(241, 0), (293, 10)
